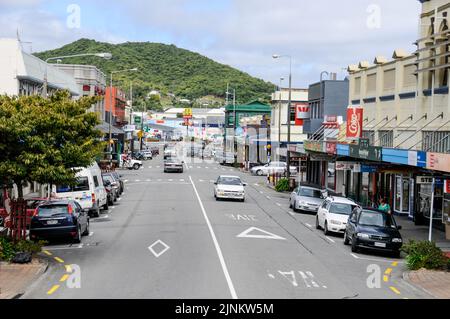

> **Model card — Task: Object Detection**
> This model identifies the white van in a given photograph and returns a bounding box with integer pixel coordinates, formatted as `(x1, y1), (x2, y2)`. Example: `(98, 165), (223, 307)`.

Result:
(53, 163), (108, 217)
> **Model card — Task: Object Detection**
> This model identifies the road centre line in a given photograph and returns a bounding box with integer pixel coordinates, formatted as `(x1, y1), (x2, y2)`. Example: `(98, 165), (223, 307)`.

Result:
(189, 176), (238, 299)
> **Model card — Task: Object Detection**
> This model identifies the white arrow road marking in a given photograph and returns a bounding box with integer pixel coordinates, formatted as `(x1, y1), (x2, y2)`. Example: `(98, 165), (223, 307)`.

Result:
(237, 227), (286, 240)
(278, 271), (298, 287)
(148, 240), (170, 258)
(298, 271), (311, 288)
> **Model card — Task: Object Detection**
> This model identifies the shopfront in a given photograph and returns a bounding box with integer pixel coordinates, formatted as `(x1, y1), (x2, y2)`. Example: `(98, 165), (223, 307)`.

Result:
(394, 175), (415, 217)
(415, 176), (445, 229)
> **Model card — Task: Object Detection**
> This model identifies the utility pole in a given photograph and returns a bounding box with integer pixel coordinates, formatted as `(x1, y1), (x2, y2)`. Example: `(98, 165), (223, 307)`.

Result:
(233, 89), (237, 165)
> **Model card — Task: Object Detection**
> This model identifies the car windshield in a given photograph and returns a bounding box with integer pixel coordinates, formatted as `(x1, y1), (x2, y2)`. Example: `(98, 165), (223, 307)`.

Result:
(329, 203), (356, 215)
(299, 188), (322, 198)
(166, 158), (181, 163)
(359, 211), (396, 228)
(38, 205), (69, 217)
(218, 177), (242, 186)
(56, 177), (89, 193)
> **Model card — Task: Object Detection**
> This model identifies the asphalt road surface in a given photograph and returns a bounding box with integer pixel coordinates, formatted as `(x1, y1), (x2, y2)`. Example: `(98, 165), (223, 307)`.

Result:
(23, 145), (432, 299)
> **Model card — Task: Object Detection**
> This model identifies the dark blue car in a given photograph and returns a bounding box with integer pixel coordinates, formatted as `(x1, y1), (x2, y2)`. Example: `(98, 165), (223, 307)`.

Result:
(344, 207), (403, 258)
(30, 200), (90, 243)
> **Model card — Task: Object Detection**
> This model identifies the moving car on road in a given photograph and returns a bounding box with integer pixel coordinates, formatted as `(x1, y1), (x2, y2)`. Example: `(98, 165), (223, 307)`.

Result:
(164, 157), (184, 173)
(53, 163), (107, 218)
(344, 207), (403, 257)
(316, 196), (359, 235)
(290, 186), (326, 213)
(214, 176), (247, 202)
(30, 200), (90, 243)
(250, 162), (297, 176)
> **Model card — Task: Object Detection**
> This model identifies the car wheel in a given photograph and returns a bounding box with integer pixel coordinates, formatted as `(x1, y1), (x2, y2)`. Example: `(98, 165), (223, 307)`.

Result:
(323, 221), (330, 235)
(91, 206), (100, 218)
(108, 196), (114, 206)
(293, 201), (298, 213)
(316, 215), (321, 229)
(289, 200), (293, 209)
(74, 226), (82, 243)
(103, 201), (109, 211)
(351, 236), (359, 253)
(343, 232), (350, 245)
(133, 163), (140, 170)
(256, 170), (263, 176)
(82, 221), (90, 236)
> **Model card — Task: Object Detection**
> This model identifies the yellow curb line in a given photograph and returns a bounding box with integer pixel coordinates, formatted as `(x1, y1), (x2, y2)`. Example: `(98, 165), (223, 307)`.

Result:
(47, 285), (60, 295)
(43, 250), (52, 256)
(65, 265), (72, 273)
(391, 261), (399, 267)
(54, 257), (64, 263)
(385, 268), (393, 275)
(59, 274), (70, 282)
(390, 287), (401, 295)
(383, 275), (389, 282)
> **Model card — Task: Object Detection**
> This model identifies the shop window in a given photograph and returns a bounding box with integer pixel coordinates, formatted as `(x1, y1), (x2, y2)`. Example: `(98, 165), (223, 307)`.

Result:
(422, 131), (450, 152)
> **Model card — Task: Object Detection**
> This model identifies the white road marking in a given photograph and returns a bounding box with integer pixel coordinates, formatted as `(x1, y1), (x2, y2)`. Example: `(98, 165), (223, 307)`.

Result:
(278, 271), (298, 287)
(237, 227), (286, 241)
(189, 176), (238, 299)
(325, 236), (336, 243)
(351, 253), (360, 259)
(88, 232), (94, 237)
(148, 166), (152, 169)
(266, 196), (271, 200)
(124, 180), (129, 183)
(276, 203), (282, 207)
(148, 240), (170, 258)
(135, 180), (141, 182)
(43, 244), (83, 251)
(305, 223), (312, 228)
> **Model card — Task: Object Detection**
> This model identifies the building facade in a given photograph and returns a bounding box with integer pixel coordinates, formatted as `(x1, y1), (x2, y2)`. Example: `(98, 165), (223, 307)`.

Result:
(105, 87), (128, 126)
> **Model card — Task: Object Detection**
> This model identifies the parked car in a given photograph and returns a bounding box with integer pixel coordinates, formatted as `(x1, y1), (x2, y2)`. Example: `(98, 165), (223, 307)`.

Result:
(214, 176), (247, 202)
(141, 150), (153, 160)
(316, 196), (359, 235)
(102, 173), (121, 200)
(344, 207), (403, 257)
(164, 157), (184, 173)
(30, 200), (90, 243)
(290, 186), (326, 213)
(250, 162), (297, 176)
(123, 158), (143, 170)
(103, 179), (116, 206)
(109, 171), (124, 194)
(53, 163), (107, 217)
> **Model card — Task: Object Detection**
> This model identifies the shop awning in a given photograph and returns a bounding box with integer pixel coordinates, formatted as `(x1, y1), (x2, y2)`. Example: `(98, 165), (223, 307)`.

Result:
(96, 122), (125, 135)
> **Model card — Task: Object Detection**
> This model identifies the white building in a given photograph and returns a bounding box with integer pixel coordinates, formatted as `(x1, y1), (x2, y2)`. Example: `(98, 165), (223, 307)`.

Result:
(0, 38), (79, 97)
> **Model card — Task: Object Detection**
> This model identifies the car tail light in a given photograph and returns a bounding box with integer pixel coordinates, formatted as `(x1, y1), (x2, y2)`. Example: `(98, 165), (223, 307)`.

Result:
(92, 193), (96, 204)
(67, 205), (73, 215)
(33, 208), (39, 217)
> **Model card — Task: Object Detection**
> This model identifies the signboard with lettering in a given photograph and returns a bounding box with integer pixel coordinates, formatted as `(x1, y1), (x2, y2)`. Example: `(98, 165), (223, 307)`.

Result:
(416, 176), (434, 184)
(325, 142), (337, 155)
(295, 103), (309, 126)
(427, 152), (450, 173)
(304, 141), (325, 153)
(349, 144), (382, 161)
(346, 107), (364, 139)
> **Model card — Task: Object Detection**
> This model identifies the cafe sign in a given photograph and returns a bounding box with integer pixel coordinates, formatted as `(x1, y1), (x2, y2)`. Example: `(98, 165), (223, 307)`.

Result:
(349, 144), (382, 161)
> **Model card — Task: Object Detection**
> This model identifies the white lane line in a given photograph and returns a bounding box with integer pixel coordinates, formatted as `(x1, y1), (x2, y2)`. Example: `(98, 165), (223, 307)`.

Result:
(266, 196), (271, 200)
(189, 176), (238, 299)
(276, 203), (282, 207)
(288, 211), (295, 216)
(325, 236), (336, 243)
(183, 160), (190, 171)
(351, 253), (360, 259)
(305, 223), (312, 228)
(88, 232), (94, 237)
(117, 198), (122, 202)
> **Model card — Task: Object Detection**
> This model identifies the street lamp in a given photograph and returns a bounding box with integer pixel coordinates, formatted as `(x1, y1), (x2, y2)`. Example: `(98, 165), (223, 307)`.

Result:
(273, 54), (293, 182)
(43, 52), (112, 97)
(109, 68), (138, 166)
(277, 77), (285, 152)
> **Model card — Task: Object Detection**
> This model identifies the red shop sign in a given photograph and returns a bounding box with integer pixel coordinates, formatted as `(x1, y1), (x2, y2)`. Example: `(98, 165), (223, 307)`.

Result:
(326, 142), (337, 155)
(346, 107), (363, 139)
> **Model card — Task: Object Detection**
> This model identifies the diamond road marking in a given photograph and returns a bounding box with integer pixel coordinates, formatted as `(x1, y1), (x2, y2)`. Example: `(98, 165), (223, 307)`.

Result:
(148, 240), (170, 258)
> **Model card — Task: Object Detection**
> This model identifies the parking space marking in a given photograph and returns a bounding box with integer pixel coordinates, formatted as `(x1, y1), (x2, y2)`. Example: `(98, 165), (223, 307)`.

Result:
(390, 287), (401, 295)
(54, 257), (65, 263)
(305, 223), (313, 228)
(325, 236), (336, 243)
(43, 250), (52, 256)
(59, 274), (70, 282)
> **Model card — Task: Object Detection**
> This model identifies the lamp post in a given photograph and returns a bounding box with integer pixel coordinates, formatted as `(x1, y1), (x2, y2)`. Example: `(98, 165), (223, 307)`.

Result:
(273, 54), (293, 182)
(43, 52), (112, 98)
(109, 68), (138, 166)
(277, 77), (285, 153)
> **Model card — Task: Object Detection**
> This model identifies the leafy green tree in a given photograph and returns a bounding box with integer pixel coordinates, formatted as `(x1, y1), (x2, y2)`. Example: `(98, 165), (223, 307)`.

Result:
(0, 91), (105, 198)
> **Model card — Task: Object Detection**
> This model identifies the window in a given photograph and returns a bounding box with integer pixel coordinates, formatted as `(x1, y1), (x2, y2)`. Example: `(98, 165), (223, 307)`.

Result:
(354, 77), (361, 95)
(93, 176), (99, 187)
(383, 69), (396, 91)
(366, 74), (376, 95)
(56, 177), (90, 193)
(378, 131), (393, 147)
(422, 131), (450, 152)
(403, 64), (417, 87)
(362, 131), (375, 145)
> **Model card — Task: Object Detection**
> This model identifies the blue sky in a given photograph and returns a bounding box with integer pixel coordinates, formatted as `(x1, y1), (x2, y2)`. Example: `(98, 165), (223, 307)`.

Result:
(0, 0), (422, 87)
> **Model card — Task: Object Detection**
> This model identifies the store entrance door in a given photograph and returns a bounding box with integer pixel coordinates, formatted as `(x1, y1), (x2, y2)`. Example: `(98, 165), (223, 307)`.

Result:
(394, 176), (413, 216)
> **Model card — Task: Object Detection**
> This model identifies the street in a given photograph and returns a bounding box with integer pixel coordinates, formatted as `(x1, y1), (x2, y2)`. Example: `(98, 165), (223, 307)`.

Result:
(23, 148), (431, 299)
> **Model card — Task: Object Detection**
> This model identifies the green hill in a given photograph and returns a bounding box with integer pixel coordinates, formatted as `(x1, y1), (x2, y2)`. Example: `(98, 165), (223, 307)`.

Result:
(35, 39), (274, 110)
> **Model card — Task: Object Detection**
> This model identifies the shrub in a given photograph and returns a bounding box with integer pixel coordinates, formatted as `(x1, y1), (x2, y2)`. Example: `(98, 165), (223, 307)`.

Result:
(14, 240), (46, 254)
(275, 178), (290, 192)
(0, 237), (15, 262)
(402, 240), (447, 271)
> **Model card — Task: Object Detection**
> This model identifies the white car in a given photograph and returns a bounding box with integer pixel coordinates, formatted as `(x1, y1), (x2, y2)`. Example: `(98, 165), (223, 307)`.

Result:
(290, 186), (326, 213)
(214, 176), (247, 202)
(53, 163), (108, 217)
(316, 196), (360, 235)
(250, 162), (297, 176)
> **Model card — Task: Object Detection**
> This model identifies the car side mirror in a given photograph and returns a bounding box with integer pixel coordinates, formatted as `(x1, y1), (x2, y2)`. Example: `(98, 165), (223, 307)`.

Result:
(243, 183), (248, 187)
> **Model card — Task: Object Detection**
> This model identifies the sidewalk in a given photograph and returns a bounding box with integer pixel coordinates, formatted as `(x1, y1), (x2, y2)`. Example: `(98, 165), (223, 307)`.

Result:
(404, 270), (450, 299)
(395, 215), (450, 251)
(0, 258), (48, 299)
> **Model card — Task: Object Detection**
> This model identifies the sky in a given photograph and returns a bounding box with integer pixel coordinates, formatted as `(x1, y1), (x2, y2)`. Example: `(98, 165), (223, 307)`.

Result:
(0, 0), (422, 87)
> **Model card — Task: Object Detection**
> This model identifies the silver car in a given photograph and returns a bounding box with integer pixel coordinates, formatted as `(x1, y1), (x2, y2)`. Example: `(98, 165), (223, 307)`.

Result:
(250, 162), (297, 176)
(290, 186), (326, 213)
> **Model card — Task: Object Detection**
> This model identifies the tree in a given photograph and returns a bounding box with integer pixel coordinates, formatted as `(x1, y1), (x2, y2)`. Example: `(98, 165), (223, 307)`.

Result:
(0, 91), (105, 198)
